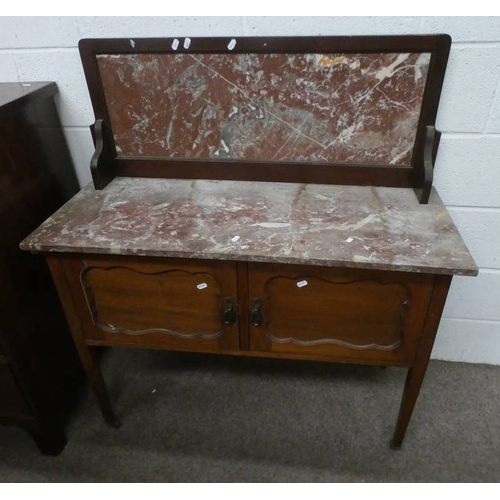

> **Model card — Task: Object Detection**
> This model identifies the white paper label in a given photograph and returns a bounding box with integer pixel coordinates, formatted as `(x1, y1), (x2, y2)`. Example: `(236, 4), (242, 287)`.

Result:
(231, 235), (240, 242)
(129, 39), (136, 48)
(183, 37), (191, 49)
(171, 38), (179, 50)
(346, 237), (354, 243)
(228, 39), (237, 50)
(197, 283), (208, 290)
(296, 280), (308, 288)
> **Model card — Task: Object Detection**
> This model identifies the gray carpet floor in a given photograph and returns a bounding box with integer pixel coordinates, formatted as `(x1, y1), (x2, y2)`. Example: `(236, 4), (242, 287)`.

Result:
(1, 348), (499, 482)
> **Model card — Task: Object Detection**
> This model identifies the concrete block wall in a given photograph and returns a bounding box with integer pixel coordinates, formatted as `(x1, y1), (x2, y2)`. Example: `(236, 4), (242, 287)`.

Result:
(1, 16), (499, 364)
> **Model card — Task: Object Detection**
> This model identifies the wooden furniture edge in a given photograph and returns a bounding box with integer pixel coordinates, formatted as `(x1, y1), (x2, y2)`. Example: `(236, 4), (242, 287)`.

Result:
(391, 274), (453, 449)
(45, 255), (121, 428)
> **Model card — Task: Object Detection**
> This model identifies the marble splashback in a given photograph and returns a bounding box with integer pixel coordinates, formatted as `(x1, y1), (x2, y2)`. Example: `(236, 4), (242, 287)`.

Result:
(97, 52), (430, 165)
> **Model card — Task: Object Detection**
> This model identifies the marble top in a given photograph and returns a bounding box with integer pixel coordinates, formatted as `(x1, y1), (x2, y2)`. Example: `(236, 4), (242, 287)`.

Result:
(20, 177), (478, 276)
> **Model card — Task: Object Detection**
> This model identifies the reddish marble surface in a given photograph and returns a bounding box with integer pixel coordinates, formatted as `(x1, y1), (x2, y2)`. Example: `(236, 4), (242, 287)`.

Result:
(98, 52), (430, 165)
(21, 178), (477, 276)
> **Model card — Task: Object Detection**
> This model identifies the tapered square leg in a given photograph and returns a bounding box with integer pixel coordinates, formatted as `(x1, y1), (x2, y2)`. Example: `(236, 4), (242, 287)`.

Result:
(46, 256), (121, 429)
(390, 274), (452, 449)
(77, 345), (121, 428)
(391, 366), (426, 449)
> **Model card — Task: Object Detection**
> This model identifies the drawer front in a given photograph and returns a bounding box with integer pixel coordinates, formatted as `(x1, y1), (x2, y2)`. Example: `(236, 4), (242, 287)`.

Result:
(248, 263), (434, 364)
(61, 255), (239, 352)
(0, 363), (31, 417)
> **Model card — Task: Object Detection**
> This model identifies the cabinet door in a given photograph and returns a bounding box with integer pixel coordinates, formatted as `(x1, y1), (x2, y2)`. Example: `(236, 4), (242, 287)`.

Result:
(61, 255), (239, 352)
(248, 263), (434, 365)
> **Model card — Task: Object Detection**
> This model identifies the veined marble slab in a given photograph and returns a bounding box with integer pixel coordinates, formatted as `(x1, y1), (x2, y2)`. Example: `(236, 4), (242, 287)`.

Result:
(98, 52), (430, 165)
(21, 178), (478, 276)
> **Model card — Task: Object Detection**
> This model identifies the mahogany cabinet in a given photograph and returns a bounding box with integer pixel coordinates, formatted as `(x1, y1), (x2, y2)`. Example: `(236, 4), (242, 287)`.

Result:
(21, 35), (478, 449)
(0, 82), (81, 455)
(49, 254), (439, 369)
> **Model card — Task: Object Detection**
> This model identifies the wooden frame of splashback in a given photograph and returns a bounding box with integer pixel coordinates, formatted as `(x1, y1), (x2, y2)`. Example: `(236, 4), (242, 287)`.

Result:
(79, 35), (451, 202)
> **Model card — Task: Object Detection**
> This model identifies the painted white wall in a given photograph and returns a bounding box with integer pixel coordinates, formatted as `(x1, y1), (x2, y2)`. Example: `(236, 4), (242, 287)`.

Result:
(1, 16), (499, 364)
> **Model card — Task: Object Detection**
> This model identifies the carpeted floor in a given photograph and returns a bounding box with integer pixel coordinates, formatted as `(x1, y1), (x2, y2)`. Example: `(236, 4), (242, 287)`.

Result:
(1, 348), (499, 482)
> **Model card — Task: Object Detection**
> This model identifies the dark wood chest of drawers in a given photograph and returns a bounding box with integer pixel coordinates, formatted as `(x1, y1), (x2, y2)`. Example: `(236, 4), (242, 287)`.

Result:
(0, 82), (82, 455)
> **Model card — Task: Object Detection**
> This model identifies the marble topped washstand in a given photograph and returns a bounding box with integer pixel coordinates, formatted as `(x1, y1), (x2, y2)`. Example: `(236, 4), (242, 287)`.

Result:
(20, 177), (477, 449)
(20, 34), (478, 449)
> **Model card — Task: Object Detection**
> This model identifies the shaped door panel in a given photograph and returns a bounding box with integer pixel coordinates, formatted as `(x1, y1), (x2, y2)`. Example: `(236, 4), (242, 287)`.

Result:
(61, 255), (239, 352)
(248, 263), (434, 364)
